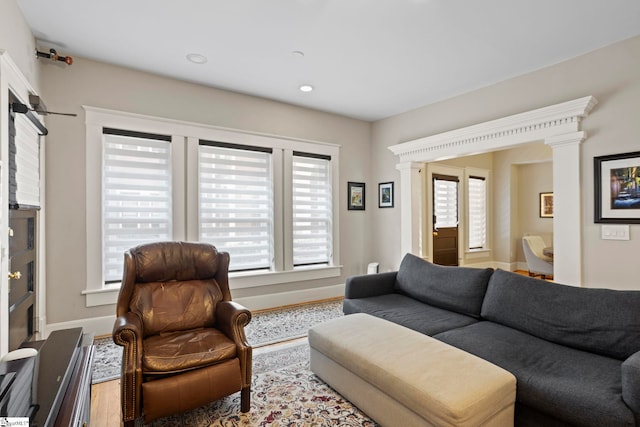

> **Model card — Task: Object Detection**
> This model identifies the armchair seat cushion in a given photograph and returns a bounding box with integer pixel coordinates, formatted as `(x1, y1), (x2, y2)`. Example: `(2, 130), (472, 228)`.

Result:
(143, 328), (237, 374)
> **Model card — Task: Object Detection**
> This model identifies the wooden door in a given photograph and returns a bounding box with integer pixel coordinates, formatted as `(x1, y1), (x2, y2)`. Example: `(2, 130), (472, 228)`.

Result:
(432, 174), (459, 266)
(8, 209), (37, 350)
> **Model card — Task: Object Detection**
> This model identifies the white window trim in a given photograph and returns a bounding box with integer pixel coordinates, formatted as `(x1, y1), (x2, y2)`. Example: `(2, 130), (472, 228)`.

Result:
(464, 167), (491, 254)
(83, 106), (341, 307)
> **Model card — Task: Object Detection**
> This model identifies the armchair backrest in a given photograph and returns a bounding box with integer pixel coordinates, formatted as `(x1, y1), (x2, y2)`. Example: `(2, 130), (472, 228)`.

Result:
(522, 235), (546, 259)
(116, 241), (232, 336)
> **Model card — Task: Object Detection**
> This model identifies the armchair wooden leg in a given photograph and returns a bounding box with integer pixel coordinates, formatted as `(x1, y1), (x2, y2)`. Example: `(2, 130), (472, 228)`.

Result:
(241, 386), (251, 412)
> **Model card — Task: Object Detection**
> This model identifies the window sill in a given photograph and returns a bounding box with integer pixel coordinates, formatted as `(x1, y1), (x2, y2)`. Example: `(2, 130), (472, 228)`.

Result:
(83, 266), (343, 307)
(229, 266), (343, 289)
(464, 248), (491, 259)
(82, 286), (120, 307)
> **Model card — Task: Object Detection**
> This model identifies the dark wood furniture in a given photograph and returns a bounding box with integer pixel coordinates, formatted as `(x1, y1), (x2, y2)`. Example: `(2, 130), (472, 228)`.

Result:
(0, 328), (95, 426)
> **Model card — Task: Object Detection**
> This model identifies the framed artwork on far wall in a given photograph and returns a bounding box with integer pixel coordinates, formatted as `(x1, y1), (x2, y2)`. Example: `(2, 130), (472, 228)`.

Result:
(540, 192), (554, 218)
(378, 182), (394, 208)
(347, 182), (365, 210)
(594, 151), (640, 224)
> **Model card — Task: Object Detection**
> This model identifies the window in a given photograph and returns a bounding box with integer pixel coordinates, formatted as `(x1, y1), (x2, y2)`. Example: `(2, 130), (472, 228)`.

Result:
(466, 169), (490, 251)
(10, 111), (41, 208)
(199, 141), (274, 272)
(433, 175), (458, 228)
(102, 129), (172, 283)
(84, 107), (340, 306)
(292, 152), (332, 267)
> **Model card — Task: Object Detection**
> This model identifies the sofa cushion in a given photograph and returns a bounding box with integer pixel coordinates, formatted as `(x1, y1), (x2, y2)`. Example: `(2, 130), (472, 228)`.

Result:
(343, 293), (479, 336)
(435, 321), (636, 427)
(394, 253), (493, 318)
(482, 269), (640, 360)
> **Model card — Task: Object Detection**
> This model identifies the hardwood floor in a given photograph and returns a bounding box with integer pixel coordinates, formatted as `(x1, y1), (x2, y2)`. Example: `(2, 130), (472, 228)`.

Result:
(91, 379), (121, 427)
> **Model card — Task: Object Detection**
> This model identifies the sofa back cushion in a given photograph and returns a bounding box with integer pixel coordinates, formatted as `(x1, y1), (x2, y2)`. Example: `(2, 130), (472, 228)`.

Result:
(482, 269), (640, 360)
(395, 253), (493, 318)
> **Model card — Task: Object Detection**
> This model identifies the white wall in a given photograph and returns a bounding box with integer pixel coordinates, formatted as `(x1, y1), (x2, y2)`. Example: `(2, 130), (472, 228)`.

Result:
(371, 35), (640, 290)
(39, 56), (371, 328)
(0, 0), (39, 90)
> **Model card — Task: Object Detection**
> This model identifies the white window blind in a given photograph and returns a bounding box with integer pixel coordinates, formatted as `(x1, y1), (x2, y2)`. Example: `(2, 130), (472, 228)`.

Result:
(433, 177), (458, 228)
(102, 129), (172, 283)
(13, 114), (41, 207)
(468, 176), (487, 249)
(292, 153), (332, 267)
(199, 142), (273, 272)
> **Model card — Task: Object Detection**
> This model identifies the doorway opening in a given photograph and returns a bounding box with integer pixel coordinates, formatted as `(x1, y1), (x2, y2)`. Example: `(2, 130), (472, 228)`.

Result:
(432, 174), (459, 266)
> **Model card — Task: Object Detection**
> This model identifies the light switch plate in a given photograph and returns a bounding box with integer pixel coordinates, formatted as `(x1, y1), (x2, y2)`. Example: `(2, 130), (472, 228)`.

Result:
(601, 224), (630, 240)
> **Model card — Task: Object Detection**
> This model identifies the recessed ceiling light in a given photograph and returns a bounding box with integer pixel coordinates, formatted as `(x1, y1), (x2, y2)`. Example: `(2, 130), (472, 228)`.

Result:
(299, 84), (314, 92)
(186, 53), (207, 64)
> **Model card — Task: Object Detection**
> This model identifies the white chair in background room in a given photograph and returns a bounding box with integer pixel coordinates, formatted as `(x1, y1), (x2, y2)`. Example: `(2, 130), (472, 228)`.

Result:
(522, 235), (554, 280)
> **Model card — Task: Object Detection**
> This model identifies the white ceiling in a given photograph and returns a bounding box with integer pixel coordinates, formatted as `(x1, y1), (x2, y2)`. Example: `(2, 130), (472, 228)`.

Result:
(16, 0), (640, 121)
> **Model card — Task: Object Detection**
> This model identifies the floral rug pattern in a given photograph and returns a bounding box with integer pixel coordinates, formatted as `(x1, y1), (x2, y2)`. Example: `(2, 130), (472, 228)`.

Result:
(148, 362), (377, 427)
(245, 300), (344, 347)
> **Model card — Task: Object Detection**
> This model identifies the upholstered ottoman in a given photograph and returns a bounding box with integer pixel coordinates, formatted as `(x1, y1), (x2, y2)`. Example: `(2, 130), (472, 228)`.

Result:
(309, 313), (516, 427)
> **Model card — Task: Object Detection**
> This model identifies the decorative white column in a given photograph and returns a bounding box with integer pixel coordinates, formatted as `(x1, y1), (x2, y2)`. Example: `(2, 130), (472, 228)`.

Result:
(396, 162), (423, 257)
(389, 96), (597, 282)
(546, 132), (586, 286)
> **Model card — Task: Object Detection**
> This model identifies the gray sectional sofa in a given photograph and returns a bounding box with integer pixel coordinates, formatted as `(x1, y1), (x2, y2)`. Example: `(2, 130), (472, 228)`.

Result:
(343, 253), (640, 427)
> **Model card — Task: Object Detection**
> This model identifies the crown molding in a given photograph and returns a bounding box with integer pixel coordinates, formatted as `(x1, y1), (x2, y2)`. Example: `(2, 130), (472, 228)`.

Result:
(388, 96), (597, 162)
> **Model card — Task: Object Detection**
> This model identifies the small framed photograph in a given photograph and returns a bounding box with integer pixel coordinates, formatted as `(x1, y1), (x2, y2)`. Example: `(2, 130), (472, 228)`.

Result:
(594, 151), (640, 223)
(378, 182), (394, 208)
(540, 192), (554, 218)
(348, 182), (365, 210)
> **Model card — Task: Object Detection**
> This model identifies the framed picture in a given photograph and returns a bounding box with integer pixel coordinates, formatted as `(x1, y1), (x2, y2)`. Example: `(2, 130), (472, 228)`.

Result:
(594, 151), (640, 224)
(378, 182), (394, 208)
(540, 192), (554, 218)
(347, 182), (365, 210)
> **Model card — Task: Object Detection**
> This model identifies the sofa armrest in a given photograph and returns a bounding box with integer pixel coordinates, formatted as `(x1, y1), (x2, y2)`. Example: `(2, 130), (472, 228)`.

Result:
(345, 271), (398, 299)
(622, 350), (640, 415)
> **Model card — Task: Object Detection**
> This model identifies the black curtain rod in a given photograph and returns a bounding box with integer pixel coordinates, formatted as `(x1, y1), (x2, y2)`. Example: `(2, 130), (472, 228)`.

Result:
(10, 102), (48, 136)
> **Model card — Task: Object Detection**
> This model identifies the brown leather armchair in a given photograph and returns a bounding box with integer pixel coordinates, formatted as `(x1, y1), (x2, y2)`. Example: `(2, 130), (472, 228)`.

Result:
(112, 241), (252, 425)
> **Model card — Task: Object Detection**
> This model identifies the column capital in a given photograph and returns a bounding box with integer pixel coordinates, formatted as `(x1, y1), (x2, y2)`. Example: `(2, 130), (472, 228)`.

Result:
(545, 131), (586, 148)
(395, 161), (422, 172)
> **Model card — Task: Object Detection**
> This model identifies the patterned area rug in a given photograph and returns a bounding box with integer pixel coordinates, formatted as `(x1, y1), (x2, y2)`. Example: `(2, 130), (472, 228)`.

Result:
(246, 299), (343, 347)
(92, 299), (344, 384)
(148, 360), (377, 427)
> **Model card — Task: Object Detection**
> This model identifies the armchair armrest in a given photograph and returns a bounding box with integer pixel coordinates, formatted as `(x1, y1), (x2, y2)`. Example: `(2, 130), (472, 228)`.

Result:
(112, 312), (144, 422)
(345, 271), (398, 299)
(622, 350), (640, 415)
(113, 311), (143, 345)
(216, 300), (252, 387)
(216, 300), (252, 347)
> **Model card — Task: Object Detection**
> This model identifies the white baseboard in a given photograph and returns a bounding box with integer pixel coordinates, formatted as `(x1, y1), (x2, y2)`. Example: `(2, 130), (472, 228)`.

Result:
(43, 314), (116, 339)
(235, 284), (345, 311)
(461, 260), (495, 269)
(494, 261), (517, 271)
(43, 284), (346, 338)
